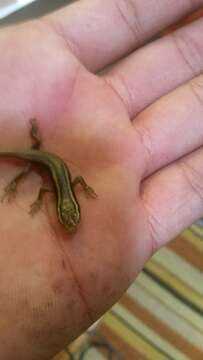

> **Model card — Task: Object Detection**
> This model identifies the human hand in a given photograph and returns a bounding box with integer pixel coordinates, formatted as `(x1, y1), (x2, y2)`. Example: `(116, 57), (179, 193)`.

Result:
(0, 1), (203, 359)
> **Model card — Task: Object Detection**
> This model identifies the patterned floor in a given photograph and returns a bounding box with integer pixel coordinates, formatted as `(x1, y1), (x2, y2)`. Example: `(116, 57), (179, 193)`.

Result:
(54, 225), (203, 359)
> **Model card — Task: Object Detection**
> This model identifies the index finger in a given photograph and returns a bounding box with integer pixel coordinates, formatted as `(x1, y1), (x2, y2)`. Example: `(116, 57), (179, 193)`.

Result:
(45, 0), (203, 72)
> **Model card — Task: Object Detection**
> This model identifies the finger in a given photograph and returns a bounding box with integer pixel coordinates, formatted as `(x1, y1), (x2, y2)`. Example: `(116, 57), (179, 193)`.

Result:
(44, 0), (203, 72)
(141, 146), (203, 252)
(133, 73), (203, 180)
(104, 16), (203, 118)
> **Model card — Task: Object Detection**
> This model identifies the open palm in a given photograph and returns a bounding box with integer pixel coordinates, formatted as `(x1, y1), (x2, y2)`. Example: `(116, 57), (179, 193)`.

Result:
(0, 2), (203, 359)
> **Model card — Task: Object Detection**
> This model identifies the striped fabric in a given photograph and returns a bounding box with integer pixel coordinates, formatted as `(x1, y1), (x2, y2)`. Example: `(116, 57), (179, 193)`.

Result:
(54, 226), (203, 359)
(99, 228), (203, 359)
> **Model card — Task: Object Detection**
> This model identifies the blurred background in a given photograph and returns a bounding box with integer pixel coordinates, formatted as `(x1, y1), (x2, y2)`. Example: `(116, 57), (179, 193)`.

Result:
(0, 0), (69, 23)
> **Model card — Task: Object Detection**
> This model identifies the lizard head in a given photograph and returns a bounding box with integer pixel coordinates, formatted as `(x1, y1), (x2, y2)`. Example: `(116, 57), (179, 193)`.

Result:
(59, 200), (80, 233)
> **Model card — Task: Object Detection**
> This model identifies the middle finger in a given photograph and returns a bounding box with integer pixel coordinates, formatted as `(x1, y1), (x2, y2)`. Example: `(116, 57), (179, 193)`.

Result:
(104, 15), (203, 119)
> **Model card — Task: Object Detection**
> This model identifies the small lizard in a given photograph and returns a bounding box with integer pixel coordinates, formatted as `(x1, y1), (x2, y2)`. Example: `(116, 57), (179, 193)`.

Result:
(0, 120), (97, 233)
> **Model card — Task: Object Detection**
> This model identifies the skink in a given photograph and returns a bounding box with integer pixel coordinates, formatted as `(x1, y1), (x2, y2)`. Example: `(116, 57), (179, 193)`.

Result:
(0, 121), (96, 233)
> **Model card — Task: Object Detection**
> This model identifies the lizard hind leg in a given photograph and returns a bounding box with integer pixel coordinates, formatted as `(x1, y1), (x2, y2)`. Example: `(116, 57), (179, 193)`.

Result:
(30, 119), (42, 150)
(1, 120), (42, 203)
